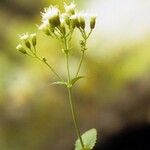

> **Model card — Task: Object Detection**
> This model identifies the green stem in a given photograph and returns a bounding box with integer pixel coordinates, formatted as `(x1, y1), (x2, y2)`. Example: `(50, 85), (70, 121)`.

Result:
(87, 29), (93, 39)
(43, 59), (63, 81)
(75, 51), (85, 78)
(35, 54), (63, 81)
(68, 87), (84, 148)
(64, 37), (84, 149)
(66, 53), (71, 82)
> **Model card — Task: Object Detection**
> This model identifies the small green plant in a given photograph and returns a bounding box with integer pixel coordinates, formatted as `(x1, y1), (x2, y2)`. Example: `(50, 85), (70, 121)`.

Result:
(16, 2), (97, 150)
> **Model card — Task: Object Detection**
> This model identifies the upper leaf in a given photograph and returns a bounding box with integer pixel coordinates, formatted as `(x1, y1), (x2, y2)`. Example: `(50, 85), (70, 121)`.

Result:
(71, 76), (84, 86)
(75, 128), (97, 150)
(51, 81), (67, 86)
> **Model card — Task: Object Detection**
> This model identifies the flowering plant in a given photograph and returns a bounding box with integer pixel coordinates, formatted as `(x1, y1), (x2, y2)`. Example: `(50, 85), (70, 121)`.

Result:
(16, 2), (97, 150)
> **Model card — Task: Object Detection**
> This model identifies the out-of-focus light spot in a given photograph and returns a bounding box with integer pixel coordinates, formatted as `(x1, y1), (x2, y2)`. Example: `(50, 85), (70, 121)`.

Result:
(88, 0), (150, 42)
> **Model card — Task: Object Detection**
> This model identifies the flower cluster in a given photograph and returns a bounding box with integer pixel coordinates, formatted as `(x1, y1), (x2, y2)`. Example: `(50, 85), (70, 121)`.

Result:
(38, 2), (96, 41)
(17, 2), (96, 55)
(16, 33), (37, 56)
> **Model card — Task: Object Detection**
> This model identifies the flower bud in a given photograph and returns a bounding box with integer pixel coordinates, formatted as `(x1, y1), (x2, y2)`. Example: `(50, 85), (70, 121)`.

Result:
(60, 21), (66, 34)
(41, 6), (60, 27)
(79, 15), (85, 29)
(90, 16), (96, 29)
(49, 15), (60, 27)
(30, 33), (37, 47)
(70, 15), (80, 28)
(64, 3), (76, 15)
(61, 13), (70, 25)
(19, 33), (31, 49)
(25, 40), (31, 49)
(16, 44), (27, 54)
(38, 22), (51, 36)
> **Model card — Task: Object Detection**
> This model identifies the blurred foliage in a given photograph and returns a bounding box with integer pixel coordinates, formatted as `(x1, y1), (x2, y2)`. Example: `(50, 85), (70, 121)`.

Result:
(0, 0), (150, 150)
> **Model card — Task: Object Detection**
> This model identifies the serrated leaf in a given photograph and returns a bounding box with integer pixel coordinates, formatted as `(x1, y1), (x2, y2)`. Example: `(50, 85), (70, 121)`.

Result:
(51, 81), (67, 86)
(71, 76), (84, 85)
(75, 128), (97, 150)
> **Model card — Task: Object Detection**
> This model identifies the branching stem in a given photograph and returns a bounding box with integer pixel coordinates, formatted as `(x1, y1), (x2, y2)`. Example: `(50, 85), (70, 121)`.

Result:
(75, 51), (85, 78)
(64, 36), (84, 149)
(34, 53), (63, 81)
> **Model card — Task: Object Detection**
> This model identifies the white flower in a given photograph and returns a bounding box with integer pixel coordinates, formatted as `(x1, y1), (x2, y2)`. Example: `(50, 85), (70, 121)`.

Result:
(16, 44), (23, 50)
(41, 6), (60, 22)
(38, 20), (49, 31)
(38, 20), (52, 36)
(19, 33), (29, 40)
(60, 13), (70, 25)
(16, 44), (27, 54)
(64, 2), (76, 15)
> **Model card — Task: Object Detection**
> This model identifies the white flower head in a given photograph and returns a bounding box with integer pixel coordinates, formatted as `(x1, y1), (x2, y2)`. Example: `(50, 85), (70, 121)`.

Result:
(19, 33), (29, 40)
(30, 33), (36, 37)
(16, 44), (27, 54)
(41, 6), (60, 24)
(38, 20), (52, 36)
(16, 44), (23, 50)
(61, 13), (70, 25)
(64, 2), (76, 15)
(38, 20), (49, 31)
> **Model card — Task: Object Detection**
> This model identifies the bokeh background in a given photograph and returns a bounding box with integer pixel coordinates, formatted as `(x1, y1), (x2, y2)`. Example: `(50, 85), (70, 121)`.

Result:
(0, 0), (150, 150)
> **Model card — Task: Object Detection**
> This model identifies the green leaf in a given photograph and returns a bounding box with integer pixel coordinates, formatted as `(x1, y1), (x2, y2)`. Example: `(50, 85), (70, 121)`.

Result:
(71, 76), (84, 85)
(75, 128), (97, 150)
(51, 81), (67, 86)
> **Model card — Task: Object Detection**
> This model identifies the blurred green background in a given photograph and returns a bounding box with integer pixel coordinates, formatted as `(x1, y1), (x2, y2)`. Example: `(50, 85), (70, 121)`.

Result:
(0, 0), (150, 150)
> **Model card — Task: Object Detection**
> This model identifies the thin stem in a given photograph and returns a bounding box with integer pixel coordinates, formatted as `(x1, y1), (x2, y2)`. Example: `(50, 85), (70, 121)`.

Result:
(79, 28), (86, 39)
(64, 36), (84, 148)
(68, 87), (84, 148)
(87, 29), (93, 39)
(66, 53), (71, 82)
(75, 51), (85, 78)
(34, 54), (63, 81)
(43, 59), (63, 81)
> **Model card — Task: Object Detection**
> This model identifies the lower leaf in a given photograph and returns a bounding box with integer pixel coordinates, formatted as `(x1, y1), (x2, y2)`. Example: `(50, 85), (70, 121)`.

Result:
(75, 128), (97, 150)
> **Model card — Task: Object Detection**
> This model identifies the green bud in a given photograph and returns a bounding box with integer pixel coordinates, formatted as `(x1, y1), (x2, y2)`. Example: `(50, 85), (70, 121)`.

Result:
(30, 33), (37, 47)
(70, 15), (80, 28)
(25, 40), (31, 49)
(19, 32), (31, 49)
(16, 44), (27, 54)
(90, 16), (96, 29)
(49, 15), (60, 27)
(79, 16), (85, 29)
